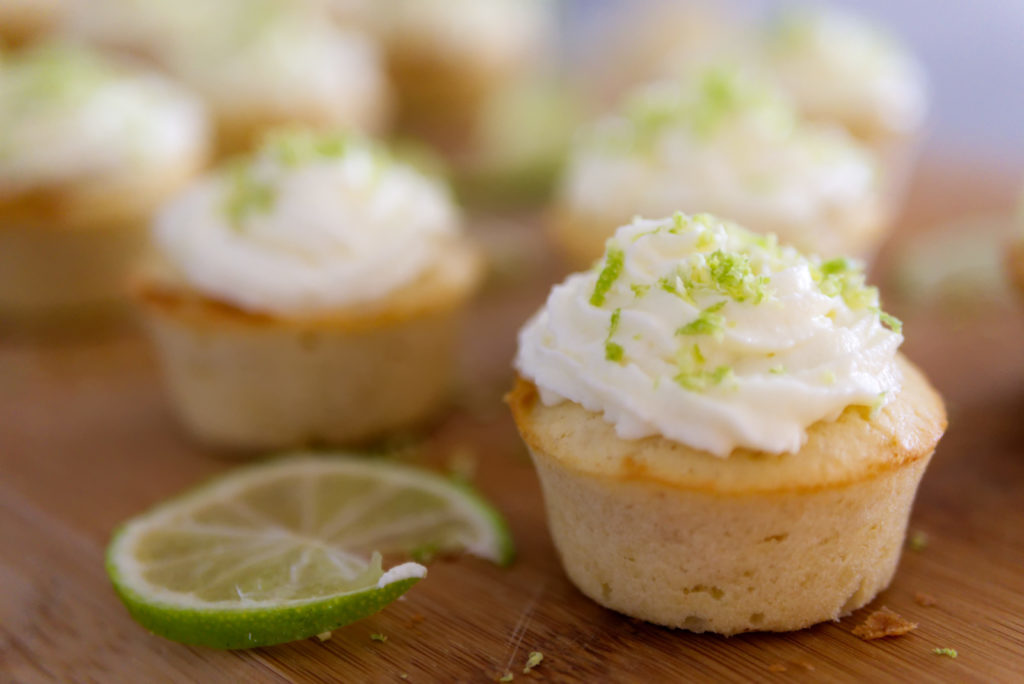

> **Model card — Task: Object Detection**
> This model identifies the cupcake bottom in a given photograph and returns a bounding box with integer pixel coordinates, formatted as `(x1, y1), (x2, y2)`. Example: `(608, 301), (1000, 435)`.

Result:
(137, 243), (481, 450)
(508, 356), (945, 634)
(530, 448), (928, 634)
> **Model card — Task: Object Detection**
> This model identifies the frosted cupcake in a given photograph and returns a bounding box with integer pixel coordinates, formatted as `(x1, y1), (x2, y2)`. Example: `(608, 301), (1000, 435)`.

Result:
(136, 130), (482, 450)
(370, 0), (553, 149)
(763, 7), (926, 206)
(0, 44), (208, 319)
(509, 213), (945, 634)
(764, 7), (926, 151)
(63, 0), (389, 156)
(553, 68), (885, 268)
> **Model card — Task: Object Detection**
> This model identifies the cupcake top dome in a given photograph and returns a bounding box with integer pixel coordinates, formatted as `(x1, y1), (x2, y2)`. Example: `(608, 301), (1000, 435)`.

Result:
(153, 130), (461, 315)
(559, 67), (881, 257)
(516, 213), (904, 456)
(764, 6), (927, 142)
(0, 43), (207, 193)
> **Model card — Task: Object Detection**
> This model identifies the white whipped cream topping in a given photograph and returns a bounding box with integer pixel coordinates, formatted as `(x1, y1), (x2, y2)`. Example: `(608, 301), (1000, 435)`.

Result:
(561, 70), (880, 258)
(374, 0), (551, 71)
(154, 132), (460, 315)
(765, 7), (927, 140)
(161, 1), (386, 130)
(63, 0), (386, 131)
(516, 214), (903, 456)
(0, 45), (207, 192)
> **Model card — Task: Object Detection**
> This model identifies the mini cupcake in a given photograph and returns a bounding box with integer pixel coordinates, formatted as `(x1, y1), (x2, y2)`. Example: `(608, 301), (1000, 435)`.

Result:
(136, 130), (482, 450)
(63, 0), (390, 156)
(763, 7), (927, 206)
(552, 68), (885, 268)
(370, 0), (553, 150)
(0, 43), (208, 319)
(509, 213), (945, 634)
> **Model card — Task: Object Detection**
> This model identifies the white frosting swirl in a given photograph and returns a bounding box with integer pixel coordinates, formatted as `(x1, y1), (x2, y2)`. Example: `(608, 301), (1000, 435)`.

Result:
(765, 7), (927, 140)
(0, 44), (207, 192)
(62, 0), (387, 132)
(154, 132), (460, 315)
(560, 69), (881, 258)
(516, 214), (903, 456)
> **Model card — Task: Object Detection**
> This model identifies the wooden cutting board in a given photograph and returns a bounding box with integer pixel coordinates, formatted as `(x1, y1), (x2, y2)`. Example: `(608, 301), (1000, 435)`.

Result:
(2, 153), (1023, 683)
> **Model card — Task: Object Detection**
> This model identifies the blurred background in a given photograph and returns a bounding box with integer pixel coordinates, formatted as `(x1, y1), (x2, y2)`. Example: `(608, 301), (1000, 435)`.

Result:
(566, 0), (1024, 167)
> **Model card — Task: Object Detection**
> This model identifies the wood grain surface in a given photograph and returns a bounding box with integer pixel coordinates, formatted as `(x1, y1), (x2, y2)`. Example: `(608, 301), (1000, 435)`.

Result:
(2, 154), (1023, 682)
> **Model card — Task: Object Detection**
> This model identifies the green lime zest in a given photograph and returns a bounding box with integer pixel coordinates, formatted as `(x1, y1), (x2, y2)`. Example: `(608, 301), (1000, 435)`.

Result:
(370, 632), (388, 642)
(676, 301), (727, 337)
(523, 651), (544, 674)
(605, 308), (625, 363)
(878, 310), (903, 334)
(932, 648), (957, 658)
(673, 344), (733, 392)
(705, 250), (770, 303)
(224, 163), (275, 229)
(590, 247), (625, 306)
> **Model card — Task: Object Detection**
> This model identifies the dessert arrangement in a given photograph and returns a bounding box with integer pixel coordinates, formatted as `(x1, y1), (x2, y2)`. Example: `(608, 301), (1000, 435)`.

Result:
(3, 0), (1018, 677)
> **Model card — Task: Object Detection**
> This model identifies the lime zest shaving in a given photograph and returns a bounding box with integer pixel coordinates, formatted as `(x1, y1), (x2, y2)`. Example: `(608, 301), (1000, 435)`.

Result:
(878, 310), (903, 334)
(933, 648), (958, 658)
(591, 247), (625, 306)
(769, 365), (786, 375)
(370, 633), (388, 643)
(676, 301), (726, 337)
(630, 283), (650, 299)
(908, 530), (928, 551)
(673, 344), (733, 391)
(705, 250), (769, 303)
(523, 651), (544, 674)
(498, 672), (514, 682)
(605, 309), (625, 363)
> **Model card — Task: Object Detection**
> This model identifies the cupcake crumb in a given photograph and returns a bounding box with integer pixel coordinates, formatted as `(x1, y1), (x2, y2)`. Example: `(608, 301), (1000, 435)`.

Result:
(852, 607), (918, 640)
(914, 592), (937, 607)
(795, 661), (815, 671)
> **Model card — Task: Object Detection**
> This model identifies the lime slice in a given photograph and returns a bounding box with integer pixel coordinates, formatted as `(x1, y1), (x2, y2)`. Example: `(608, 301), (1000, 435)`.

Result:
(107, 454), (515, 649)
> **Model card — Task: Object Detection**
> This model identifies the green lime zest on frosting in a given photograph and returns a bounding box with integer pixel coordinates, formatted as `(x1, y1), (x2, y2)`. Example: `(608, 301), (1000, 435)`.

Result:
(770, 365), (786, 375)
(590, 247), (625, 306)
(878, 310), (903, 334)
(270, 130), (350, 166)
(673, 344), (733, 392)
(630, 283), (650, 299)
(676, 301), (726, 337)
(605, 308), (625, 363)
(224, 163), (276, 229)
(705, 250), (770, 303)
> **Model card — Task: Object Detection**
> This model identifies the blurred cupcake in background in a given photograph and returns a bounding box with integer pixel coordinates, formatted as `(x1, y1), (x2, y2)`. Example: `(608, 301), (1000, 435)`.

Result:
(581, 1), (750, 109)
(370, 0), (555, 152)
(551, 67), (886, 269)
(63, 0), (390, 156)
(453, 76), (584, 207)
(762, 6), (927, 207)
(0, 43), (209, 320)
(0, 0), (66, 47)
(135, 130), (482, 450)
